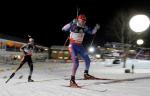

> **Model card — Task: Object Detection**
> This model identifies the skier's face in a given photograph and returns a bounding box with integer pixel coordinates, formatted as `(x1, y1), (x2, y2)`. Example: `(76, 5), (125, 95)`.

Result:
(29, 40), (34, 45)
(78, 19), (86, 26)
(29, 38), (34, 45)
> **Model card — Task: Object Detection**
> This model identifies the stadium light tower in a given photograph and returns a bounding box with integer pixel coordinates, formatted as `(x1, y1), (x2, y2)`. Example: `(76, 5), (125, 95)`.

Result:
(122, 14), (150, 68)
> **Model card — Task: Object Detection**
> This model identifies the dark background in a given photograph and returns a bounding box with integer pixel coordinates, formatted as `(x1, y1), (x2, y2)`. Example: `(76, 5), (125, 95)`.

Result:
(1, 0), (150, 47)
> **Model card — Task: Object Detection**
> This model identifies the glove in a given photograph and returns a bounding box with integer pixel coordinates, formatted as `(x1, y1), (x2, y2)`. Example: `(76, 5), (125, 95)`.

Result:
(72, 19), (77, 23)
(95, 24), (100, 30)
(92, 24), (100, 34)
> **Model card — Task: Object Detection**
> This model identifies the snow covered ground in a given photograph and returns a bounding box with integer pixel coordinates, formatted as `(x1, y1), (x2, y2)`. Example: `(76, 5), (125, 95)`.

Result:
(0, 58), (150, 96)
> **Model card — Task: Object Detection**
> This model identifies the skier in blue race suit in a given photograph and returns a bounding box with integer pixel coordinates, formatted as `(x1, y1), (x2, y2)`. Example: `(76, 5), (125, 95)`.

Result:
(62, 14), (100, 87)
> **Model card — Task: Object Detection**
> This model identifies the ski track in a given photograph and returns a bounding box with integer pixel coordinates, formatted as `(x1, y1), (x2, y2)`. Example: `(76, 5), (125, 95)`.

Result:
(0, 59), (150, 96)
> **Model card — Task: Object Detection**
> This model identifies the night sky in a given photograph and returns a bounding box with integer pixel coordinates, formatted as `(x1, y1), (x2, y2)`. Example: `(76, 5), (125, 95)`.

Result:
(1, 0), (150, 47)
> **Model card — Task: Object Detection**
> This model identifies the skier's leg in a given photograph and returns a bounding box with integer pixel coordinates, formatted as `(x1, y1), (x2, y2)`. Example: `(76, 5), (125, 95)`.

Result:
(69, 44), (79, 77)
(27, 56), (34, 82)
(14, 61), (25, 73)
(69, 44), (79, 87)
(79, 46), (91, 73)
(79, 46), (96, 79)
(5, 57), (26, 83)
(71, 54), (79, 76)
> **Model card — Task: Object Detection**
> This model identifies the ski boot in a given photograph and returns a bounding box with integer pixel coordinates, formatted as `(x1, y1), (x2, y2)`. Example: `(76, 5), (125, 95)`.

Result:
(5, 72), (15, 83)
(84, 70), (96, 80)
(69, 76), (80, 88)
(84, 73), (97, 80)
(28, 76), (34, 82)
(70, 79), (80, 88)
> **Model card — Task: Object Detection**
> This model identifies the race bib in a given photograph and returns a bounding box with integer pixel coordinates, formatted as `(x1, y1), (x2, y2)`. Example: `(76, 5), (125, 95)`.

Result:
(70, 32), (85, 44)
(24, 48), (32, 55)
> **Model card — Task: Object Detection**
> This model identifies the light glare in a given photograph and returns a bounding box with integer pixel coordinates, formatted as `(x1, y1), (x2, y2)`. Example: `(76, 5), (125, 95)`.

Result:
(129, 14), (150, 32)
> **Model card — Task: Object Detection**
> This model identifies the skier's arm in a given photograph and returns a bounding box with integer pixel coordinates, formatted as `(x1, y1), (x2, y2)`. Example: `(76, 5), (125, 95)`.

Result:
(33, 45), (41, 52)
(20, 44), (27, 52)
(85, 24), (100, 35)
(62, 23), (71, 32)
(20, 44), (28, 55)
(92, 24), (100, 34)
(62, 19), (77, 32)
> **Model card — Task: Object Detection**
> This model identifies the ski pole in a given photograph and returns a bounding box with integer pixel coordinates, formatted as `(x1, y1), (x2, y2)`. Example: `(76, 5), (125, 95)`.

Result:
(63, 6), (80, 48)
(90, 33), (97, 47)
(64, 36), (69, 46)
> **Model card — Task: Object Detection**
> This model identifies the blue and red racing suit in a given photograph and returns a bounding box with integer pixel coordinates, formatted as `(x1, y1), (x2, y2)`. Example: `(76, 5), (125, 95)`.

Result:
(62, 19), (98, 76)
